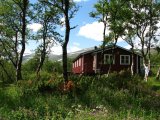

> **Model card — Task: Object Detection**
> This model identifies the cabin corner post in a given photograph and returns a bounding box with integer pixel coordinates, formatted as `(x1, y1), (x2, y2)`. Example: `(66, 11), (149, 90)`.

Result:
(93, 53), (98, 73)
(82, 55), (84, 74)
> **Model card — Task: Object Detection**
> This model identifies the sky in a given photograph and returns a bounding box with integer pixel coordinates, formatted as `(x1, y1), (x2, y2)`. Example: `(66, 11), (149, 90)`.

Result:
(26, 0), (130, 55)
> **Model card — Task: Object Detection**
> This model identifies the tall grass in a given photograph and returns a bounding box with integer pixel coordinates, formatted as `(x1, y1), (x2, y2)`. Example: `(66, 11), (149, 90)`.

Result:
(0, 71), (160, 119)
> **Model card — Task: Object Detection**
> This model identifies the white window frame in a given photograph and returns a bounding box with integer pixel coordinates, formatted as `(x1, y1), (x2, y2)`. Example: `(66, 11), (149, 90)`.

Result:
(79, 58), (81, 66)
(120, 55), (130, 65)
(104, 54), (115, 64)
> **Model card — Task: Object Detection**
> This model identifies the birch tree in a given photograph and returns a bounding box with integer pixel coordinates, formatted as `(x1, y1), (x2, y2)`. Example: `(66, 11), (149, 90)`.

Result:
(90, 0), (109, 71)
(0, 0), (29, 81)
(32, 1), (61, 80)
(42, 0), (78, 82)
(106, 0), (130, 76)
(130, 0), (159, 62)
(129, 0), (160, 80)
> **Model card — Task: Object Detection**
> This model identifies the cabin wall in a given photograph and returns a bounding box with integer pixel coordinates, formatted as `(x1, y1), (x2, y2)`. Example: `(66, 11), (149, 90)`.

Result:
(72, 47), (141, 75)
(96, 48), (139, 74)
(72, 57), (83, 74)
(72, 53), (94, 74)
(83, 54), (94, 74)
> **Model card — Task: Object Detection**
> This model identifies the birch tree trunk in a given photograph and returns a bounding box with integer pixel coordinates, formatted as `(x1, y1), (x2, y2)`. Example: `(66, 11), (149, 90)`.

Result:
(156, 67), (160, 80)
(16, 0), (28, 81)
(63, 0), (70, 82)
(106, 39), (118, 77)
(131, 54), (134, 76)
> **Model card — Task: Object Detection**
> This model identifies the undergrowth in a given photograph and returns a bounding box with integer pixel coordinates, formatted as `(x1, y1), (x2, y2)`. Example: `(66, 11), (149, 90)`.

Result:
(0, 70), (160, 119)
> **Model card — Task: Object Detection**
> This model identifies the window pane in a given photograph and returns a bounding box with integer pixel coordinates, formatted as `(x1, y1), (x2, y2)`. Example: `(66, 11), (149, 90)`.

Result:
(126, 56), (129, 64)
(126, 59), (128, 64)
(79, 58), (81, 66)
(121, 59), (124, 64)
(106, 56), (109, 60)
(104, 54), (114, 64)
(121, 55), (130, 65)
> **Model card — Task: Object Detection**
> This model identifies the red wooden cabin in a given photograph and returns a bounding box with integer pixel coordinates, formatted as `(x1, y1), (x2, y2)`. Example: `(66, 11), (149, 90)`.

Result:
(72, 45), (141, 74)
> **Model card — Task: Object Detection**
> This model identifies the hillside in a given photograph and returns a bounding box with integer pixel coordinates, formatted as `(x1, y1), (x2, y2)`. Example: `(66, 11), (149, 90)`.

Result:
(23, 47), (158, 62)
(23, 47), (94, 62)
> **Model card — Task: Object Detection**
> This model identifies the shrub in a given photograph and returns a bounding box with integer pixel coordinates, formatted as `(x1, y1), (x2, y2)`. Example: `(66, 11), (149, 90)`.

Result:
(0, 62), (15, 84)
(1, 69), (160, 119)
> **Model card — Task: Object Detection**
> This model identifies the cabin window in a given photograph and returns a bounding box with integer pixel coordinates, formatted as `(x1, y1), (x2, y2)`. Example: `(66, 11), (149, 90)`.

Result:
(104, 54), (115, 64)
(79, 58), (81, 66)
(120, 55), (130, 65)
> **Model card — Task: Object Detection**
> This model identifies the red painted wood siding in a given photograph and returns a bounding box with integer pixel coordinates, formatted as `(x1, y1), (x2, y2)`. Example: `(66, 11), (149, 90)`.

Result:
(96, 48), (140, 74)
(72, 53), (94, 74)
(72, 57), (83, 74)
(72, 47), (141, 74)
(83, 54), (94, 74)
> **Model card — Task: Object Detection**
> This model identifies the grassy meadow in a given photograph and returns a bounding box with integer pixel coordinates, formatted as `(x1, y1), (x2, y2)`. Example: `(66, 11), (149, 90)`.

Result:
(0, 70), (160, 120)
(0, 54), (160, 119)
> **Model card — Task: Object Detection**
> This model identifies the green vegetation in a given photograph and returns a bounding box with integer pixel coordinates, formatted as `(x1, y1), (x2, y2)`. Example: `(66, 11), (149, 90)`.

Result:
(0, 54), (160, 119)
(0, 61), (160, 119)
(0, 0), (160, 119)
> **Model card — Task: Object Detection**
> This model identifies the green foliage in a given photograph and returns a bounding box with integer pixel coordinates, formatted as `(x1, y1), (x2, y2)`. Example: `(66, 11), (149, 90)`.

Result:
(23, 58), (63, 80)
(1, 52), (160, 120)
(0, 70), (160, 119)
(23, 58), (38, 72)
(23, 58), (63, 72)
(1, 0), (160, 119)
(0, 61), (15, 83)
(1, 8), (160, 117)
(67, 58), (73, 72)
(151, 53), (160, 65)
(43, 60), (57, 73)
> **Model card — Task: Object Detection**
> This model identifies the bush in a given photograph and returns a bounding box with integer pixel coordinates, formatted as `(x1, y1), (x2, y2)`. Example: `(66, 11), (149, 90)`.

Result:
(0, 61), (15, 84)
(1, 69), (160, 119)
